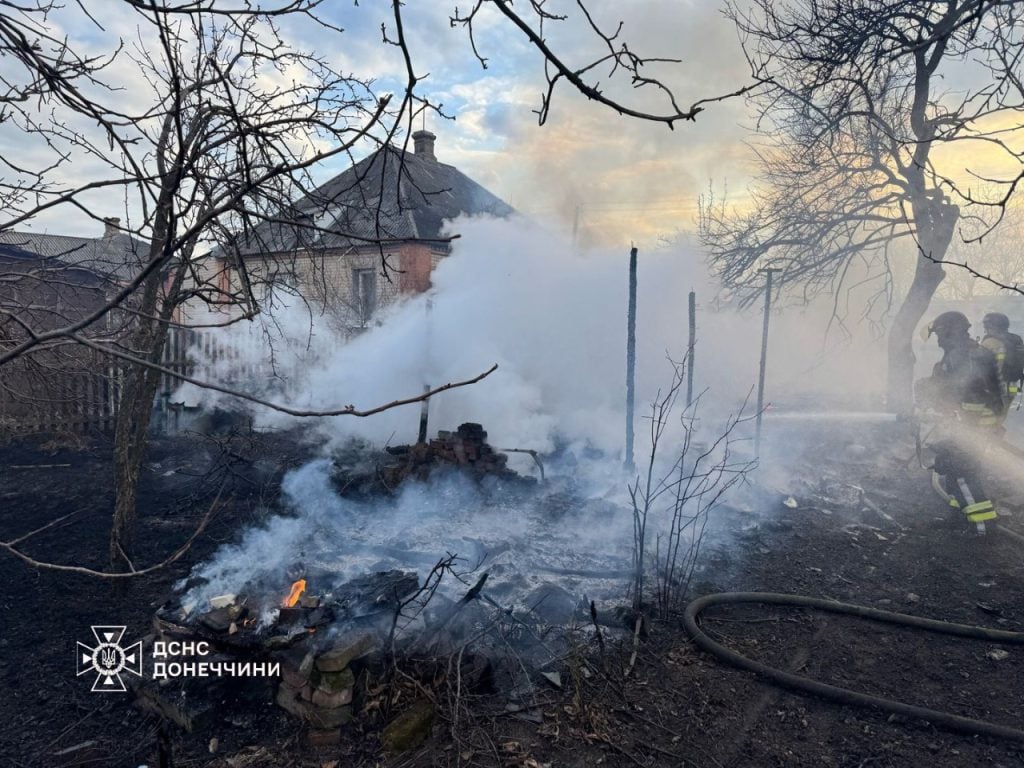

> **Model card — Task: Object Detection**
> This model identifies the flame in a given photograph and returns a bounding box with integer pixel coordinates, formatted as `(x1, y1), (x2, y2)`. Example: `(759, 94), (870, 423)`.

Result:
(283, 578), (306, 608)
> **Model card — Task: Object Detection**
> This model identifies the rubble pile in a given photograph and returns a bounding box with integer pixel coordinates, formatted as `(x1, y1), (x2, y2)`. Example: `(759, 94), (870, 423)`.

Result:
(381, 422), (518, 486)
(275, 631), (376, 730)
(137, 424), (631, 748)
(145, 571), (419, 739)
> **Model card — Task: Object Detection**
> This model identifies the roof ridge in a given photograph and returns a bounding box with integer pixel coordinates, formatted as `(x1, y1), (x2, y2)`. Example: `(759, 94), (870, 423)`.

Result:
(236, 140), (513, 253)
(1, 230), (90, 241)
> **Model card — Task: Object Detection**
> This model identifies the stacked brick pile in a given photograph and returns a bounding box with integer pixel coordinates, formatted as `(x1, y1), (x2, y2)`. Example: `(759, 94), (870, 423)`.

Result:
(145, 572), (420, 743)
(275, 631), (377, 732)
(427, 422), (509, 472)
(381, 422), (515, 486)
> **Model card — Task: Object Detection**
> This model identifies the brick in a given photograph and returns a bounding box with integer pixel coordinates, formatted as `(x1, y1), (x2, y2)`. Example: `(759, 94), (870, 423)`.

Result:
(306, 728), (342, 748)
(308, 705), (354, 729)
(311, 686), (353, 708)
(382, 699), (436, 754)
(314, 667), (355, 694)
(276, 683), (354, 728)
(316, 634), (376, 672)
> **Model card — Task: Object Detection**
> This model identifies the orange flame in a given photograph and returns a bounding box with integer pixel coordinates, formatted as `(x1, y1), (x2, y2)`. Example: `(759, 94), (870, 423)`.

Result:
(283, 578), (306, 608)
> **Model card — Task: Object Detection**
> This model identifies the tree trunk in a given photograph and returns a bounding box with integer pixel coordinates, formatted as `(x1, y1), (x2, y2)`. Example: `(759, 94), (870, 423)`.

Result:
(110, 335), (167, 567)
(886, 200), (958, 413)
(109, 286), (170, 569)
(109, 225), (197, 570)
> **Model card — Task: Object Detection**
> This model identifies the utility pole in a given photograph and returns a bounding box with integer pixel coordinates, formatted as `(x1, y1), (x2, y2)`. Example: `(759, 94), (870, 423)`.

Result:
(754, 268), (778, 456)
(625, 246), (638, 472)
(686, 290), (696, 408)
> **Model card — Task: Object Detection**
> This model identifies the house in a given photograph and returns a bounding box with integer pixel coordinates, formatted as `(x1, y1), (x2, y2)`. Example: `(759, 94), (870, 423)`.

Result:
(0, 217), (147, 276)
(223, 130), (514, 334)
(0, 217), (148, 333)
(0, 219), (150, 432)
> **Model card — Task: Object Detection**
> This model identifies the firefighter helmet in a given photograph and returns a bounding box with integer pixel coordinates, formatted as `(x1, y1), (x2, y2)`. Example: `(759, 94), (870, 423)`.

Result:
(982, 312), (1010, 332)
(924, 310), (971, 339)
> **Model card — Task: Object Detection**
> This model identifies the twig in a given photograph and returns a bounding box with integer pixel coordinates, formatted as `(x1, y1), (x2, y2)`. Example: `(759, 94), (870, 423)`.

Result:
(77, 333), (499, 418)
(41, 705), (105, 752)
(8, 463), (72, 469)
(4, 512), (78, 547)
(635, 740), (688, 762)
(599, 737), (649, 768)
(410, 571), (488, 654)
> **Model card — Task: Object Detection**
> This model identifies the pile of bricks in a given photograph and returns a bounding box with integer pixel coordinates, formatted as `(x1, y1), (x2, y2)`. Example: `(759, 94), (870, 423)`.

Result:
(144, 572), (427, 745)
(275, 631), (377, 733)
(427, 422), (509, 472)
(382, 422), (515, 486)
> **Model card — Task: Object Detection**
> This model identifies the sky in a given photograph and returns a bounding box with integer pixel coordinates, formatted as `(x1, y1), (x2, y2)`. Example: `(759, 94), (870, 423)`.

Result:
(2, 2), (1020, 256)
(0, 0), (756, 248)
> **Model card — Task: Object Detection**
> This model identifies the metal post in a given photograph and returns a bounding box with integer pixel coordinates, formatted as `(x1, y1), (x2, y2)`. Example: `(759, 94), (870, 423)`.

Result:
(417, 384), (430, 443)
(686, 290), (696, 408)
(625, 246), (638, 471)
(418, 298), (434, 444)
(754, 269), (777, 456)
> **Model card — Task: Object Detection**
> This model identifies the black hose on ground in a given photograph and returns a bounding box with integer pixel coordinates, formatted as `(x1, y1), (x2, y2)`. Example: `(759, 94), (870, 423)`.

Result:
(683, 592), (1024, 742)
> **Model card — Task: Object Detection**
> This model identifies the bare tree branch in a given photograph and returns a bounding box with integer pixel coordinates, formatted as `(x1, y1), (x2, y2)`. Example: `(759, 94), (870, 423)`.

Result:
(0, 478), (225, 578)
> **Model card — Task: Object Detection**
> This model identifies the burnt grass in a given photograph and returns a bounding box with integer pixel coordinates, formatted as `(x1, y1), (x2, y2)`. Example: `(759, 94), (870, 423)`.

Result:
(2, 424), (1024, 767)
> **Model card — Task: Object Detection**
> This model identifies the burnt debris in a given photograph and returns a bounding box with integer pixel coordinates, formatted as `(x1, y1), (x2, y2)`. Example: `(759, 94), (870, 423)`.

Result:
(379, 422), (524, 487)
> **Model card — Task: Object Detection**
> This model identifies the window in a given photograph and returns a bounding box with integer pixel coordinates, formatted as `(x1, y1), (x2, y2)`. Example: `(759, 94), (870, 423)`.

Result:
(353, 268), (377, 326)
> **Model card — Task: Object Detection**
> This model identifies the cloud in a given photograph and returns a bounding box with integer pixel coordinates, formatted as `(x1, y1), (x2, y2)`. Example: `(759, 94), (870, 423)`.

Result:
(1, 1), (760, 249)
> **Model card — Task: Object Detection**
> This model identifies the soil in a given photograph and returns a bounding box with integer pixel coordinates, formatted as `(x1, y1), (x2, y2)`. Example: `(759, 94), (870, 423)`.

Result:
(1, 421), (1023, 768)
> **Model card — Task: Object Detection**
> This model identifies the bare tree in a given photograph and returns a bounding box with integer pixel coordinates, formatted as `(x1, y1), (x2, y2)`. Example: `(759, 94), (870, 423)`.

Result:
(1, 4), (395, 568)
(940, 201), (1024, 301)
(628, 358), (755, 617)
(700, 0), (1024, 411)
(0, 0), (749, 572)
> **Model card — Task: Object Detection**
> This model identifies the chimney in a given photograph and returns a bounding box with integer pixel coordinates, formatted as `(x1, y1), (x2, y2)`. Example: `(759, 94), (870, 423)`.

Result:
(102, 217), (121, 238)
(412, 130), (436, 162)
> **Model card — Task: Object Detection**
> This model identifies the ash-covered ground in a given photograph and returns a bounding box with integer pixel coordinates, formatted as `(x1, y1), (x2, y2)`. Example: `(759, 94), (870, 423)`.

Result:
(179, 458), (631, 619)
(4, 418), (1024, 768)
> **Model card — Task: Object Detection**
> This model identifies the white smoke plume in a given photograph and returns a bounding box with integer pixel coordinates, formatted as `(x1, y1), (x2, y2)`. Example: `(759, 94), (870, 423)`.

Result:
(179, 214), (890, 461)
(178, 458), (634, 615)
(171, 215), (901, 616)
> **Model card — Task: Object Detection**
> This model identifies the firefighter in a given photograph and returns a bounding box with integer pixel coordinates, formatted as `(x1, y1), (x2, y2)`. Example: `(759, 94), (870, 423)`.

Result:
(915, 310), (1002, 532)
(980, 312), (1024, 414)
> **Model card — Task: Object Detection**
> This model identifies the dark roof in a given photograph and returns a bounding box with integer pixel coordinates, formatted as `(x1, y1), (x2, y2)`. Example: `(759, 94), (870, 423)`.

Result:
(0, 241), (37, 261)
(236, 144), (514, 255)
(0, 230), (149, 281)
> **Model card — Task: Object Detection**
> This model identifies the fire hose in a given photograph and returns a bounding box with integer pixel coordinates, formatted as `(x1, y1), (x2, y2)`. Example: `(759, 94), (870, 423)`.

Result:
(683, 592), (1024, 742)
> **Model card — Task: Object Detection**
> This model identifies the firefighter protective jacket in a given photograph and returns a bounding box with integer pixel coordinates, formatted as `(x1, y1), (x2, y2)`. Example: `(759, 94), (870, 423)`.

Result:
(928, 339), (1003, 425)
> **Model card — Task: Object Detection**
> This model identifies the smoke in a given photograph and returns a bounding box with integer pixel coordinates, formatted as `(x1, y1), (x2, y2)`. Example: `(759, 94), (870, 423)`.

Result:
(178, 458), (635, 616)
(180, 214), (890, 463)
(172, 219), (899, 655)
(173, 214), (908, 621)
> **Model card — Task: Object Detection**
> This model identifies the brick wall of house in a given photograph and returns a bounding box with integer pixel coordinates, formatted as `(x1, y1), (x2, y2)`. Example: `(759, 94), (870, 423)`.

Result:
(398, 243), (434, 293)
(305, 248), (401, 321)
(237, 245), (453, 336)
(430, 250), (446, 272)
